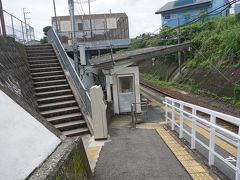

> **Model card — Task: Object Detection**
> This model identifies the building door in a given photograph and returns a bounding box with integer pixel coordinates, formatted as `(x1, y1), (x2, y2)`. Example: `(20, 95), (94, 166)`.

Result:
(117, 74), (135, 113)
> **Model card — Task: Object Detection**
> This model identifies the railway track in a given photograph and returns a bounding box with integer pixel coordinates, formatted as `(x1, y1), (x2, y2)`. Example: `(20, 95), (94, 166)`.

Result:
(140, 81), (239, 133)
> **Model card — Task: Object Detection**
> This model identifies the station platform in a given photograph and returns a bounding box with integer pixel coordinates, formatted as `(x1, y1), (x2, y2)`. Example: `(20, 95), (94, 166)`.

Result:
(86, 94), (216, 180)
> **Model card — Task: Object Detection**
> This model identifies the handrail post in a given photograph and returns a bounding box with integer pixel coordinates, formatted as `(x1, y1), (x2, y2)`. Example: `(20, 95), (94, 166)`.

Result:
(21, 21), (25, 43)
(131, 104), (136, 128)
(209, 115), (216, 166)
(165, 98), (168, 123)
(10, 14), (15, 37)
(171, 101), (175, 131)
(236, 126), (240, 180)
(179, 104), (183, 139)
(191, 108), (197, 149)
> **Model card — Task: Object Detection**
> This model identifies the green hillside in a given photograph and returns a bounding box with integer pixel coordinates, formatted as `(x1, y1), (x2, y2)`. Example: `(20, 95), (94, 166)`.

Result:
(131, 14), (240, 105)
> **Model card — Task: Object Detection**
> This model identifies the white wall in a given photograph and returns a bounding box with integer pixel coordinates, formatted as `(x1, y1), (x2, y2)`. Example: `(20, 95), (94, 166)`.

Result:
(0, 90), (61, 180)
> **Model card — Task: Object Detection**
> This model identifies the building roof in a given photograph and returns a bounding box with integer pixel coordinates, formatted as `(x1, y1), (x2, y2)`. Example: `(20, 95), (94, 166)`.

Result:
(90, 42), (192, 69)
(155, 0), (212, 14)
(52, 13), (128, 21)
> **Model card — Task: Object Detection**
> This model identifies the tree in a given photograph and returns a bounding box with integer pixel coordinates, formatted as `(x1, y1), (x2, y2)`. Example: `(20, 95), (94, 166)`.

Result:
(43, 26), (52, 36)
(40, 26), (52, 44)
(40, 36), (48, 44)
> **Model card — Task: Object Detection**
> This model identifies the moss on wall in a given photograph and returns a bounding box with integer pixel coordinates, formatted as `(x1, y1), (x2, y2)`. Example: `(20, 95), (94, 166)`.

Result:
(52, 139), (92, 180)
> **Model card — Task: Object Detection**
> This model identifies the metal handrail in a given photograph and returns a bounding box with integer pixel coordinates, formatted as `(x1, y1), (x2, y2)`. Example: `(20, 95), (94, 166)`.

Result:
(47, 28), (92, 118)
(164, 97), (240, 180)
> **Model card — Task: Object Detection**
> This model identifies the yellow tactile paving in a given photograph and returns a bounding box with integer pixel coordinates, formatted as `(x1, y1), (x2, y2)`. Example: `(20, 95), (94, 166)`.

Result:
(181, 160), (201, 167)
(156, 127), (214, 180)
(191, 173), (215, 180)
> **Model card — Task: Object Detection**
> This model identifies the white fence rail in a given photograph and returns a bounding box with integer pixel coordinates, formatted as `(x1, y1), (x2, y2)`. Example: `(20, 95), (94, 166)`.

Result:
(164, 97), (240, 180)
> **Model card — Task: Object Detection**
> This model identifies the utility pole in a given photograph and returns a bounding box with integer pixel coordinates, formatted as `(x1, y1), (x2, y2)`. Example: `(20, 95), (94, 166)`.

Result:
(176, 15), (182, 81)
(87, 0), (93, 40)
(53, 0), (59, 32)
(23, 8), (30, 42)
(0, 0), (6, 36)
(68, 0), (80, 75)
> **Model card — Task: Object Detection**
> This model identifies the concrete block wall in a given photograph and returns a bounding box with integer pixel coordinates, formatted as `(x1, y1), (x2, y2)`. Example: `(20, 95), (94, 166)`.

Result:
(0, 36), (38, 110)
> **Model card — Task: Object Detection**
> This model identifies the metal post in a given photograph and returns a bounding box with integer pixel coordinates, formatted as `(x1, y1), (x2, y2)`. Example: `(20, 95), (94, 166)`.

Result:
(68, 0), (80, 75)
(53, 0), (59, 32)
(21, 21), (25, 42)
(88, 0), (93, 41)
(131, 104), (136, 128)
(23, 8), (29, 42)
(191, 109), (197, 149)
(176, 15), (182, 81)
(179, 104), (184, 139)
(0, 0), (6, 36)
(32, 27), (35, 40)
(236, 126), (240, 180)
(209, 115), (216, 166)
(165, 99), (168, 123)
(171, 101), (175, 131)
(10, 15), (14, 37)
(29, 24), (32, 41)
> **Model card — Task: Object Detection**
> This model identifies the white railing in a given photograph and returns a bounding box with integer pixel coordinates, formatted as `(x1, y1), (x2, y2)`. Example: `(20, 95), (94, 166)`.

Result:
(164, 97), (240, 180)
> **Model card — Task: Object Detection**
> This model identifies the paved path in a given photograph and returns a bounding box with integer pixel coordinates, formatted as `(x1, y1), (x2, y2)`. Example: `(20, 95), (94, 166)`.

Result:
(93, 127), (191, 180)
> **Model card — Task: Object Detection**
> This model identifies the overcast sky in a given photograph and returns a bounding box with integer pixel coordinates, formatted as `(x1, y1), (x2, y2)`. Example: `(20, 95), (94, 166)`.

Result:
(2, 0), (170, 40)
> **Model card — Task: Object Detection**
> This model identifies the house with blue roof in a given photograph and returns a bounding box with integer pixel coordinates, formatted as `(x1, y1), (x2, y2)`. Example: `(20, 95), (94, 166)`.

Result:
(155, 0), (230, 27)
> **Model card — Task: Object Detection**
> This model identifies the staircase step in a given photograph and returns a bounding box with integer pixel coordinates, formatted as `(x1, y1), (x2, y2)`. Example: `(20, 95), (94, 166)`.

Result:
(35, 84), (69, 93)
(26, 44), (90, 137)
(30, 63), (60, 68)
(39, 100), (76, 108)
(26, 46), (53, 51)
(32, 70), (64, 78)
(30, 66), (62, 73)
(26, 44), (52, 48)
(36, 89), (72, 98)
(62, 128), (89, 137)
(32, 75), (65, 82)
(54, 120), (86, 129)
(28, 52), (56, 57)
(41, 106), (80, 118)
(26, 49), (55, 54)
(47, 113), (82, 123)
(34, 79), (67, 87)
(29, 59), (59, 65)
(38, 100), (77, 111)
(28, 56), (57, 60)
(37, 94), (75, 104)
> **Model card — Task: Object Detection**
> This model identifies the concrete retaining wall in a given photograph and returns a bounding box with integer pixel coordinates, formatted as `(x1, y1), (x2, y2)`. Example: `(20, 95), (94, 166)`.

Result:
(29, 138), (92, 180)
(0, 36), (37, 110)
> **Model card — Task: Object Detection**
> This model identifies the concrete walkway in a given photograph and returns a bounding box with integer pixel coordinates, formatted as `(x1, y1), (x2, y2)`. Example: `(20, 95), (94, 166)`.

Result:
(93, 126), (191, 180)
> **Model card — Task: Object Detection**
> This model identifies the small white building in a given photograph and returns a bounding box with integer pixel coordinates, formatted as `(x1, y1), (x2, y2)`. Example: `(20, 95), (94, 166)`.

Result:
(235, 3), (240, 14)
(90, 43), (192, 115)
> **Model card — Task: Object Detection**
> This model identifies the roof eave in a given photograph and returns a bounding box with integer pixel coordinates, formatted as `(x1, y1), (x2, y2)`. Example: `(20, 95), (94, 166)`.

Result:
(155, 1), (212, 15)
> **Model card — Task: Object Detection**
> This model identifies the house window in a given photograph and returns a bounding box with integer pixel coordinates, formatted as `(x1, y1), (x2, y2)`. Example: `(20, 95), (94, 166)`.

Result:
(164, 15), (171, 19)
(78, 23), (83, 31)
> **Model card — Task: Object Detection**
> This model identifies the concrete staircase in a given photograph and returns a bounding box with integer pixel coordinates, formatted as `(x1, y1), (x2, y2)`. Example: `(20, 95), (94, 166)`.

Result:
(26, 44), (89, 137)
